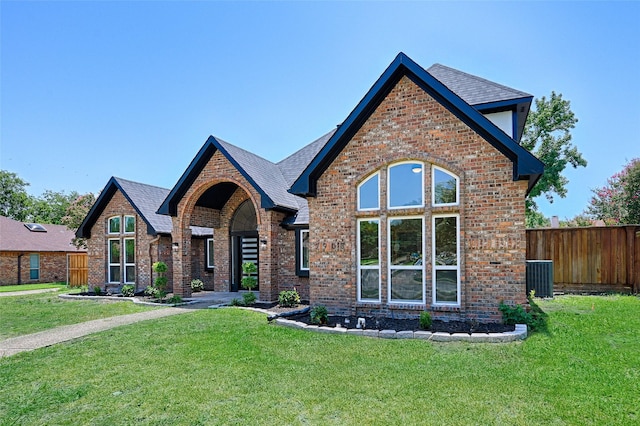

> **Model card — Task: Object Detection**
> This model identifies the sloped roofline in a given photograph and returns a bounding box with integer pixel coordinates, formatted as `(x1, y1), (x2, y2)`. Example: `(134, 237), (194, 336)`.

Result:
(157, 136), (294, 217)
(76, 177), (166, 238)
(290, 52), (544, 197)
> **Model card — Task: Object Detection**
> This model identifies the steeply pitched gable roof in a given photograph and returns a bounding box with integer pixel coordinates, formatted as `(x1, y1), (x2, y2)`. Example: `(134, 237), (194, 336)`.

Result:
(290, 52), (544, 197)
(0, 216), (84, 252)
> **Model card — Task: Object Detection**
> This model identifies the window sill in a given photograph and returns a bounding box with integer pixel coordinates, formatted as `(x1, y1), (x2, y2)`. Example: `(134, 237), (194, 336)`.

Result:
(388, 303), (427, 311)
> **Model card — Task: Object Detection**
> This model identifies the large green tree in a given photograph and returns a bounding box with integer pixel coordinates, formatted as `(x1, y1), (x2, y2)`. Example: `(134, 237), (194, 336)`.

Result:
(28, 190), (80, 224)
(0, 170), (31, 221)
(61, 192), (97, 249)
(521, 92), (587, 221)
(587, 158), (640, 225)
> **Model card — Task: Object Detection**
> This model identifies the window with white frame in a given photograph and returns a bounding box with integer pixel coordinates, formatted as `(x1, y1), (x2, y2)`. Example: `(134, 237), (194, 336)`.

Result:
(388, 162), (423, 209)
(207, 238), (214, 269)
(432, 215), (460, 305)
(124, 215), (135, 233)
(124, 238), (135, 283)
(358, 172), (380, 211)
(356, 162), (461, 306)
(357, 219), (380, 301)
(29, 254), (40, 280)
(300, 230), (310, 271)
(108, 216), (120, 234)
(108, 239), (121, 283)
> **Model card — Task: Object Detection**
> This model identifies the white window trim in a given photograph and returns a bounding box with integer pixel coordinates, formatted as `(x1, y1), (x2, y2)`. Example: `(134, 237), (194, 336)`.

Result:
(108, 238), (121, 283)
(387, 216), (425, 304)
(357, 218), (381, 303)
(124, 215), (135, 234)
(300, 230), (310, 271)
(206, 238), (215, 269)
(108, 216), (121, 234)
(357, 172), (380, 211)
(388, 161), (425, 210)
(432, 213), (461, 307)
(124, 237), (135, 284)
(431, 165), (460, 207)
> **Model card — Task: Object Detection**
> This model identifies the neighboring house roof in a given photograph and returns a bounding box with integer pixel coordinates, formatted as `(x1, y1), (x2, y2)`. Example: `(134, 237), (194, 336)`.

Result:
(290, 52), (544, 197)
(0, 216), (84, 252)
(76, 177), (212, 238)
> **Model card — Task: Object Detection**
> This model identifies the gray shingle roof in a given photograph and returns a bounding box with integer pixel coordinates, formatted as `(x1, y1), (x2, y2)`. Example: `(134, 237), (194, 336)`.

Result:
(113, 177), (173, 234)
(0, 215), (84, 252)
(427, 63), (531, 106)
(277, 129), (337, 186)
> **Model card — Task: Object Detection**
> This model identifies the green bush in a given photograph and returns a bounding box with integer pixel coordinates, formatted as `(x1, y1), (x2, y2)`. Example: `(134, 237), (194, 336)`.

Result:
(241, 262), (258, 291)
(499, 292), (548, 332)
(190, 279), (204, 292)
(121, 285), (135, 297)
(166, 295), (183, 305)
(144, 286), (159, 298)
(93, 286), (102, 296)
(151, 261), (168, 300)
(230, 298), (242, 306)
(242, 292), (257, 306)
(310, 305), (328, 325)
(278, 289), (300, 308)
(419, 311), (432, 330)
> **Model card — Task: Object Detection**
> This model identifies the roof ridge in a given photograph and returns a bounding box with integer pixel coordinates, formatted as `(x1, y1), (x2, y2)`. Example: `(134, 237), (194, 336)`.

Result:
(112, 176), (170, 191)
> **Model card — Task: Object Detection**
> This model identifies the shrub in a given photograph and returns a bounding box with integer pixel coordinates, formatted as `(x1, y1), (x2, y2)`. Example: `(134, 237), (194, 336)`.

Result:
(241, 262), (258, 291)
(93, 286), (102, 296)
(230, 298), (242, 306)
(310, 305), (328, 325)
(278, 289), (300, 308)
(121, 285), (135, 297)
(144, 286), (159, 298)
(499, 292), (548, 332)
(419, 311), (432, 330)
(242, 291), (257, 306)
(166, 295), (183, 305)
(151, 261), (168, 300)
(190, 279), (204, 292)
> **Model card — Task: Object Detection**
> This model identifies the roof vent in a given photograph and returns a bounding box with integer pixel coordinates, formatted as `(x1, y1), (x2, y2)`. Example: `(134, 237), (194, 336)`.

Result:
(24, 223), (47, 232)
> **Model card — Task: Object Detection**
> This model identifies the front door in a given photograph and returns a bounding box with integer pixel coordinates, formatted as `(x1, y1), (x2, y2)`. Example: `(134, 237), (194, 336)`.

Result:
(229, 200), (259, 292)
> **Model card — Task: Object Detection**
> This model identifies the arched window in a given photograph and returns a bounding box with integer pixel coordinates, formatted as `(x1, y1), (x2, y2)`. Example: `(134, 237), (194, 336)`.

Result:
(231, 200), (257, 232)
(108, 216), (120, 234)
(388, 162), (424, 209)
(432, 166), (459, 206)
(358, 172), (379, 211)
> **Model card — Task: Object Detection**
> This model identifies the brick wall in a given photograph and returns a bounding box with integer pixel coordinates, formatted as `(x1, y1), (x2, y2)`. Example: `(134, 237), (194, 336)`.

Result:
(309, 76), (528, 322)
(0, 251), (72, 285)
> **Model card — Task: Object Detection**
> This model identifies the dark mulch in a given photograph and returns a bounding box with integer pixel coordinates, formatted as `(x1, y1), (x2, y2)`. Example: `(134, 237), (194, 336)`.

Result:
(276, 309), (514, 334)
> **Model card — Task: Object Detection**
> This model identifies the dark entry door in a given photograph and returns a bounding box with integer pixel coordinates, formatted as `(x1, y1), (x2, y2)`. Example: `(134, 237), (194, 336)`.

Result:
(231, 234), (258, 291)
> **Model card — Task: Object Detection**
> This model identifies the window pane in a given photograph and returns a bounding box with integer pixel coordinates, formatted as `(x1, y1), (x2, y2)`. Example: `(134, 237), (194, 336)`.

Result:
(125, 266), (135, 283)
(110, 266), (121, 283)
(435, 216), (457, 266)
(109, 240), (120, 263)
(360, 269), (379, 300)
(30, 254), (39, 268)
(125, 239), (135, 263)
(207, 239), (214, 268)
(359, 220), (379, 265)
(390, 218), (422, 266)
(434, 168), (457, 205)
(389, 163), (423, 208)
(358, 173), (379, 210)
(30, 269), (39, 280)
(435, 270), (458, 303)
(390, 269), (423, 301)
(109, 217), (120, 233)
(301, 231), (309, 269)
(124, 216), (135, 233)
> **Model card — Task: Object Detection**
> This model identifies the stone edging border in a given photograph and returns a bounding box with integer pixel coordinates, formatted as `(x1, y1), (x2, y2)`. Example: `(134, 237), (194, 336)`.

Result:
(217, 305), (528, 343)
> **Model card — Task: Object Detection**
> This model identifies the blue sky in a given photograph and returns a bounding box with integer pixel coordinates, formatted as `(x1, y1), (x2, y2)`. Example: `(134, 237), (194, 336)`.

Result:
(1, 1), (638, 220)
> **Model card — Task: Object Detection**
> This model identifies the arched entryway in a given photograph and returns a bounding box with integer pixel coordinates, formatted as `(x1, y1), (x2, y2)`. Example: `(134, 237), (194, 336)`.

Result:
(230, 199), (258, 292)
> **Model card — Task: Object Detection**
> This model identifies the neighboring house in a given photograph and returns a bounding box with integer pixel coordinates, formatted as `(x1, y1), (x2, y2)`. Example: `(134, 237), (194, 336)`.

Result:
(78, 53), (543, 321)
(0, 216), (86, 285)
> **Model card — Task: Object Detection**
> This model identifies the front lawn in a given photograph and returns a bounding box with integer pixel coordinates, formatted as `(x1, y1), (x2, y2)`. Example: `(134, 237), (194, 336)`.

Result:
(0, 292), (160, 340)
(0, 295), (638, 425)
(0, 282), (67, 292)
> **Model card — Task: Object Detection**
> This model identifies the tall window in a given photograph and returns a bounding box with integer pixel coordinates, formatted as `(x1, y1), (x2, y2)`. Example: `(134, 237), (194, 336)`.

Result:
(358, 219), (380, 301)
(356, 162), (461, 306)
(108, 239), (121, 283)
(29, 254), (40, 280)
(389, 217), (424, 302)
(124, 238), (135, 283)
(207, 238), (215, 269)
(108, 216), (120, 234)
(300, 230), (310, 271)
(124, 215), (135, 233)
(433, 215), (460, 305)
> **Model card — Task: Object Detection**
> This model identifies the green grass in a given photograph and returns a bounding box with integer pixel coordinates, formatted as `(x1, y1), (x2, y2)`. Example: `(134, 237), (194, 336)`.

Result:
(0, 295), (638, 425)
(0, 282), (67, 292)
(0, 292), (160, 339)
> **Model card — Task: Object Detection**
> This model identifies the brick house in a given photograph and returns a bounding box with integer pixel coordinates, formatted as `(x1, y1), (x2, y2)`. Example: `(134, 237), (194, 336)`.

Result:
(78, 53), (543, 321)
(0, 216), (86, 285)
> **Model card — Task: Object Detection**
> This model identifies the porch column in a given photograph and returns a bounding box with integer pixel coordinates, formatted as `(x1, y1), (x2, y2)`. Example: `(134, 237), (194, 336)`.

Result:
(172, 220), (193, 298)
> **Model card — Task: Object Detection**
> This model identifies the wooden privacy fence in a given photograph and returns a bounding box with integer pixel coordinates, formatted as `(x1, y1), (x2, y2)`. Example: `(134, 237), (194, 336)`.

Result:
(527, 226), (640, 294)
(67, 253), (88, 287)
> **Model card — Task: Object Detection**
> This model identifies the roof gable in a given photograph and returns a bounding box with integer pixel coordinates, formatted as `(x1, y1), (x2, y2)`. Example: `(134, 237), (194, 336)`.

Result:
(290, 52), (543, 197)
(157, 136), (303, 216)
(1, 216), (83, 252)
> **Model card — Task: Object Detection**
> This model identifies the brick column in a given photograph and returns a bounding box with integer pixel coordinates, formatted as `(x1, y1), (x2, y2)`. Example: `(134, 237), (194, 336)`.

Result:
(172, 218), (193, 298)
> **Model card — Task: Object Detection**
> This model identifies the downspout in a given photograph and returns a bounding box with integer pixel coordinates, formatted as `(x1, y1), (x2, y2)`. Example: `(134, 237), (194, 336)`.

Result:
(17, 254), (23, 285)
(148, 235), (161, 292)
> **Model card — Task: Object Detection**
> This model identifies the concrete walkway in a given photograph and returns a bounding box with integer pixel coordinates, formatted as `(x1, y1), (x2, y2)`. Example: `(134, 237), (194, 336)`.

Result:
(0, 287), (61, 297)
(0, 291), (242, 358)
